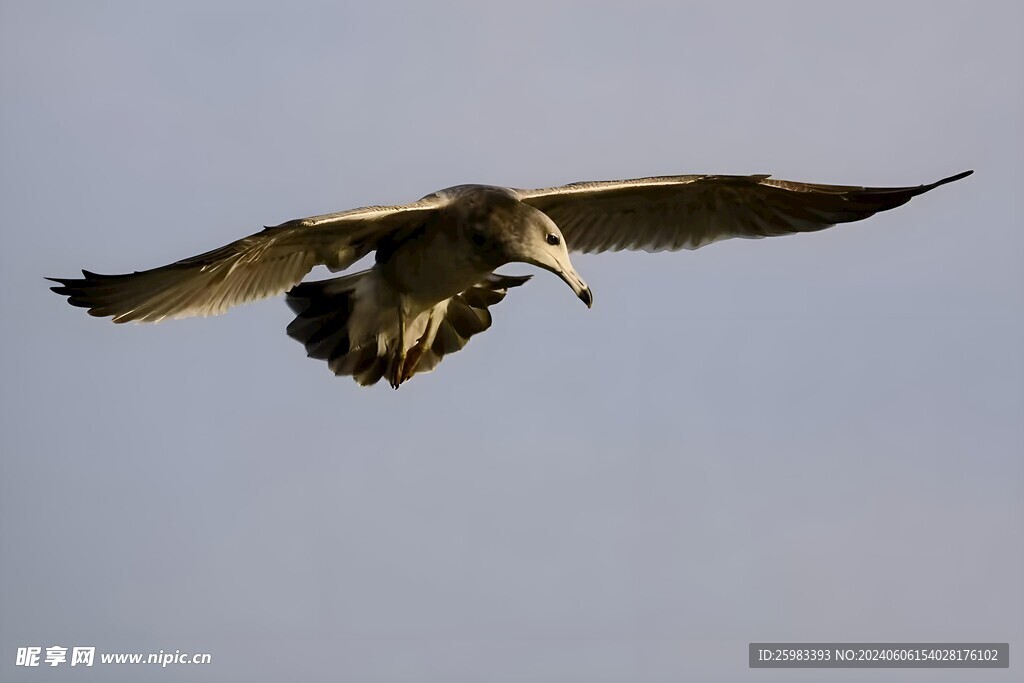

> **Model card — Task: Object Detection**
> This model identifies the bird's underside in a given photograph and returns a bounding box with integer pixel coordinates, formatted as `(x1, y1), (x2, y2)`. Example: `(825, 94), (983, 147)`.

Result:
(48, 169), (972, 388)
(285, 269), (531, 388)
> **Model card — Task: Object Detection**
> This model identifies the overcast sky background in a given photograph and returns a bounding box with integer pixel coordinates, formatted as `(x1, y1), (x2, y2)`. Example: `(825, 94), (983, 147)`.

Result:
(1, 2), (1021, 681)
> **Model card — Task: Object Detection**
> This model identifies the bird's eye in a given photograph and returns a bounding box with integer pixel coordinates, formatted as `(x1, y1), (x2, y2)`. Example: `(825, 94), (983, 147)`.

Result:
(546, 233), (561, 246)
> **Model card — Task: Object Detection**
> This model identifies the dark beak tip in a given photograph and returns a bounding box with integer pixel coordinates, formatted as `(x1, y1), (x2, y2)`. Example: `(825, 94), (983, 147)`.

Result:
(580, 287), (593, 308)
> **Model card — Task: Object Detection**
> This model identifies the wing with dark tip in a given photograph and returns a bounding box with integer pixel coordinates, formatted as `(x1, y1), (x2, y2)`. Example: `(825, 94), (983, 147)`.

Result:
(516, 171), (973, 253)
(47, 198), (443, 323)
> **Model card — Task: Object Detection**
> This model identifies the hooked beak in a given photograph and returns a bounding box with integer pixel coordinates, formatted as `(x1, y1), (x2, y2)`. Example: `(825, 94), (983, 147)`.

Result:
(530, 252), (593, 308)
(565, 271), (594, 308)
(579, 284), (594, 308)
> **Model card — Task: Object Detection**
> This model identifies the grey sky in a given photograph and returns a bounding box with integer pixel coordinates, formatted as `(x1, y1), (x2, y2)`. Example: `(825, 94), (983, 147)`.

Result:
(1, 1), (1021, 681)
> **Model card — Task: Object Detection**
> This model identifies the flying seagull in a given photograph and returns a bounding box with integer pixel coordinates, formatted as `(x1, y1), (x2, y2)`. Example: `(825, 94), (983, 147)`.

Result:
(49, 170), (972, 388)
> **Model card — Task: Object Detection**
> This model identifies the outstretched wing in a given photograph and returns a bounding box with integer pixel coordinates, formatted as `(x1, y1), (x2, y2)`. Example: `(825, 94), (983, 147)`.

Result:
(47, 198), (442, 323)
(516, 171), (972, 253)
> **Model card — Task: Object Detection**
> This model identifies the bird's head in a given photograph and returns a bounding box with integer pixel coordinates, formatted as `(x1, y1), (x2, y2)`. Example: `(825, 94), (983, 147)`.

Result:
(454, 186), (592, 308)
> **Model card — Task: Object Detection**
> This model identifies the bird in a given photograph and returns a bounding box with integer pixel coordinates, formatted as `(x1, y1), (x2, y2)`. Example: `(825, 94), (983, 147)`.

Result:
(49, 170), (972, 388)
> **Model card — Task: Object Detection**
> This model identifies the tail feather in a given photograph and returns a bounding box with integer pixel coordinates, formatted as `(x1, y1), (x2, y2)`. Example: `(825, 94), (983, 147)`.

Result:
(285, 271), (531, 386)
(285, 276), (359, 362)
